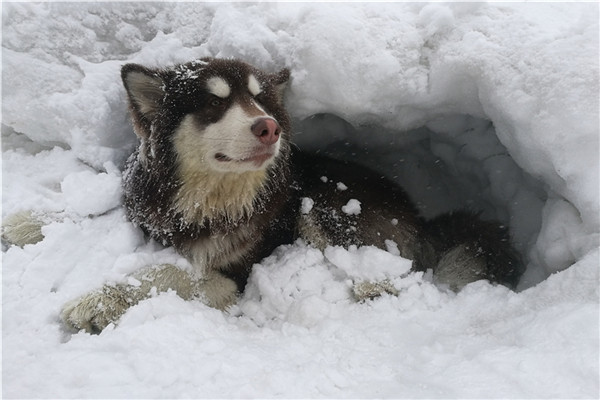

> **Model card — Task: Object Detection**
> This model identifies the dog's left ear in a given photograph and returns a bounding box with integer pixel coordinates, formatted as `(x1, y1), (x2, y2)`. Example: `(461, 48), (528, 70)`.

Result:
(121, 64), (165, 139)
(272, 68), (290, 103)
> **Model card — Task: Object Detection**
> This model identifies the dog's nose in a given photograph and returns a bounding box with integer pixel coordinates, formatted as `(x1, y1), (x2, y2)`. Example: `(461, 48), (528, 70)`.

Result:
(252, 118), (281, 145)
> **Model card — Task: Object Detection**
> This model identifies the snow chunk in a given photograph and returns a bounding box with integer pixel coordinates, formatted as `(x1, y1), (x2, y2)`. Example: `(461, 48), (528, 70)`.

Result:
(418, 4), (456, 37)
(341, 199), (361, 215)
(300, 197), (314, 214)
(61, 167), (122, 216)
(385, 239), (401, 256)
(336, 182), (348, 191)
(324, 245), (412, 282)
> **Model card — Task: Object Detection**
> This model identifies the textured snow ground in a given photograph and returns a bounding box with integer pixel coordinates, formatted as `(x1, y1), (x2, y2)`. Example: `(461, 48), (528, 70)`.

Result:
(2, 3), (599, 398)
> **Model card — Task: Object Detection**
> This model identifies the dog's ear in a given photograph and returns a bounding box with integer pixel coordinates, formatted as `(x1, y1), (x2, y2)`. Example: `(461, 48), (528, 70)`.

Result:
(121, 64), (164, 138)
(272, 68), (290, 104)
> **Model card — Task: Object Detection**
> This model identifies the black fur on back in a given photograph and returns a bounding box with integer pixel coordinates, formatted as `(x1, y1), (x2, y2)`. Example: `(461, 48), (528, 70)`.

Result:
(424, 211), (525, 289)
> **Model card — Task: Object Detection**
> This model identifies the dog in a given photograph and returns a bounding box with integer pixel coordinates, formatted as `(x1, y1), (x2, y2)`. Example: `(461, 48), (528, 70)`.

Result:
(2, 58), (524, 333)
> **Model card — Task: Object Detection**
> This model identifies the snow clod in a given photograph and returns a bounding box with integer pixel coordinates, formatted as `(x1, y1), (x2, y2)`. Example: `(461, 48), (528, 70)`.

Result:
(341, 199), (361, 215)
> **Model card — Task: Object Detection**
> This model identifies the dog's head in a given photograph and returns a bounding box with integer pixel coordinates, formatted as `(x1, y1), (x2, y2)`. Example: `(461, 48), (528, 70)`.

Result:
(121, 58), (291, 173)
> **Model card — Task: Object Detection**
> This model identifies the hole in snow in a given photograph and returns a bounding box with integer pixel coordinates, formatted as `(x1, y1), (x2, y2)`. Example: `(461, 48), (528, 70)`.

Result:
(294, 113), (550, 289)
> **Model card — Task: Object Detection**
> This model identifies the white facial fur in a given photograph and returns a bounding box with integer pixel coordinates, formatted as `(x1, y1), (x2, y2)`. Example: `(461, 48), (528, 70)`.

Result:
(247, 74), (262, 96)
(178, 104), (281, 173)
(207, 76), (231, 98)
(171, 102), (282, 223)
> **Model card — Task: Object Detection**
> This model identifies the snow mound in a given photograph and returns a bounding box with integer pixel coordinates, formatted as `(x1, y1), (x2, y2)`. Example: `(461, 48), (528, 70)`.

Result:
(61, 164), (122, 217)
(2, 3), (598, 398)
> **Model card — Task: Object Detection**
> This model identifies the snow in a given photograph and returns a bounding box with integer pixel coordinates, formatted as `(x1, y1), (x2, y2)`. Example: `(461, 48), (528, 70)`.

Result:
(301, 197), (314, 215)
(61, 165), (122, 217)
(2, 2), (598, 398)
(341, 198), (362, 215)
(323, 245), (412, 282)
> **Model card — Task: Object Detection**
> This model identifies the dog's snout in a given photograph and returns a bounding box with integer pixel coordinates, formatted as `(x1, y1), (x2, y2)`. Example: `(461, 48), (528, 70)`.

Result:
(251, 118), (281, 145)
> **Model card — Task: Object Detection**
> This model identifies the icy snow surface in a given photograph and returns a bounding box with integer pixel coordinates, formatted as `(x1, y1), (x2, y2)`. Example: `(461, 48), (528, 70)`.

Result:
(2, 2), (599, 398)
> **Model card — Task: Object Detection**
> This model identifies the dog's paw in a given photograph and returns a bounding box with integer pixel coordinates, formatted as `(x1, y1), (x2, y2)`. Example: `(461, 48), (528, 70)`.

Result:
(352, 279), (399, 302)
(1, 210), (45, 247)
(198, 272), (239, 310)
(61, 285), (134, 334)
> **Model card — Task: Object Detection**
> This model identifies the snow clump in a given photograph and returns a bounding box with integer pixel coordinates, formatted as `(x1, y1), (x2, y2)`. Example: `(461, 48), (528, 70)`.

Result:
(341, 199), (362, 215)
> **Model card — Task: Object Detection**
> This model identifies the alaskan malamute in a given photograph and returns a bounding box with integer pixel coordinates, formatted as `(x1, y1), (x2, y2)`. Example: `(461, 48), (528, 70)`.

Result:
(2, 58), (524, 333)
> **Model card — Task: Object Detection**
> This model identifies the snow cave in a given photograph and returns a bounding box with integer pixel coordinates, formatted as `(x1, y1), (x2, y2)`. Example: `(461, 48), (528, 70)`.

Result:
(2, 2), (598, 398)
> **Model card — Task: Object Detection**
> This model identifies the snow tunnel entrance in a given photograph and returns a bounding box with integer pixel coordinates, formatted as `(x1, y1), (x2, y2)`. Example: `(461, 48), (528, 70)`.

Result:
(294, 113), (549, 289)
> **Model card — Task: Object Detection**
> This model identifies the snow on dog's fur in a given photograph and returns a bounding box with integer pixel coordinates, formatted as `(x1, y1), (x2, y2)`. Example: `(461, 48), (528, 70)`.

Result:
(2, 58), (524, 333)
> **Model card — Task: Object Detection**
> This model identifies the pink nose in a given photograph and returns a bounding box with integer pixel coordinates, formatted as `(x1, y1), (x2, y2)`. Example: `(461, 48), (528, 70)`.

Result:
(252, 118), (281, 145)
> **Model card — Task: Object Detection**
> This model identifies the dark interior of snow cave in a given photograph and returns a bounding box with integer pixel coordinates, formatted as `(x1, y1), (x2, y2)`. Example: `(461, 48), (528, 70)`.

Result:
(293, 113), (549, 289)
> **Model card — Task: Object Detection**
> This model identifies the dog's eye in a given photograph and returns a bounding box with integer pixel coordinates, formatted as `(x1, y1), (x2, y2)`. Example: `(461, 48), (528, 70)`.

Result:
(210, 99), (224, 107)
(254, 93), (266, 104)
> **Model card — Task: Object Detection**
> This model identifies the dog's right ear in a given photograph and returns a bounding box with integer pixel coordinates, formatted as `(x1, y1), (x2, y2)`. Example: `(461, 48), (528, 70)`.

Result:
(121, 64), (164, 139)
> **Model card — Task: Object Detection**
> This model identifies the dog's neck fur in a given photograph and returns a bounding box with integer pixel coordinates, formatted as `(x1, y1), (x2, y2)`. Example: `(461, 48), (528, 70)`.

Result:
(173, 165), (268, 226)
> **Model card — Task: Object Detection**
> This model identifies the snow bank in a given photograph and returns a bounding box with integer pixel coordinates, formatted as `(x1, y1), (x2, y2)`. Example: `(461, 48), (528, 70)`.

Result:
(2, 3), (598, 398)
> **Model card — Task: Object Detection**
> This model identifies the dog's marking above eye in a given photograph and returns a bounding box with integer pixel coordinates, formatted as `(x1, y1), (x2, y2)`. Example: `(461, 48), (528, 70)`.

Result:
(248, 74), (262, 97)
(207, 76), (231, 98)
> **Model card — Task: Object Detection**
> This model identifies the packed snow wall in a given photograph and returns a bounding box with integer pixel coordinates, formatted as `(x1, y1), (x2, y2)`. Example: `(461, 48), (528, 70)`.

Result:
(3, 2), (599, 288)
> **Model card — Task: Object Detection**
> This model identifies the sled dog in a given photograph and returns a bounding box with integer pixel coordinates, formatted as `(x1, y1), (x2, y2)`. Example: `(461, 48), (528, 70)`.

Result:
(2, 58), (524, 333)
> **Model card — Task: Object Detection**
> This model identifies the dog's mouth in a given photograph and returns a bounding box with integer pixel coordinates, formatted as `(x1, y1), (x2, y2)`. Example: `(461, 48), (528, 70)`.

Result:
(215, 153), (233, 162)
(215, 152), (275, 166)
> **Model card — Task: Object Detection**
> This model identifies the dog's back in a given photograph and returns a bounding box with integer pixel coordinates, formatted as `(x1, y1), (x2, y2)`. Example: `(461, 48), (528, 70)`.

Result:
(294, 151), (425, 260)
(294, 151), (524, 290)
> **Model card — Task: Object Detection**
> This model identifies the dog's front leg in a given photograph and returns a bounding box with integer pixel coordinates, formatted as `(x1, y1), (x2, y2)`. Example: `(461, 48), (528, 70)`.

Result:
(61, 264), (238, 333)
